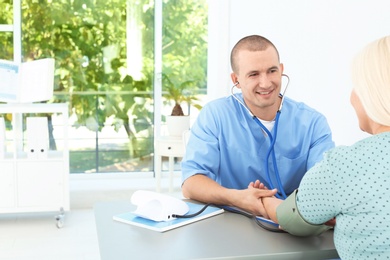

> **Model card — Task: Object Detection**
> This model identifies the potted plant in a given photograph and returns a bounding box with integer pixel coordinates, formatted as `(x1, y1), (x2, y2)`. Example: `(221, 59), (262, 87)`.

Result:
(162, 73), (202, 136)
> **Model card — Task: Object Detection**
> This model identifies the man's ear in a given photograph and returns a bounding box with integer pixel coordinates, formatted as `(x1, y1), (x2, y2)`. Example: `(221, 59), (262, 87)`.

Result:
(279, 63), (284, 74)
(230, 73), (239, 87)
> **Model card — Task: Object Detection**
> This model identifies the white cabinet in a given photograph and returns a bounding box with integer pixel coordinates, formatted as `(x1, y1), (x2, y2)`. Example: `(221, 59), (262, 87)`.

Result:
(0, 103), (69, 223)
(17, 161), (65, 207)
(0, 162), (14, 208)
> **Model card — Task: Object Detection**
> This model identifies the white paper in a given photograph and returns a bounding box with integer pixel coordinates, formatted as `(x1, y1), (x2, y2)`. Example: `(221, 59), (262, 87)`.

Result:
(0, 60), (19, 102)
(0, 58), (54, 103)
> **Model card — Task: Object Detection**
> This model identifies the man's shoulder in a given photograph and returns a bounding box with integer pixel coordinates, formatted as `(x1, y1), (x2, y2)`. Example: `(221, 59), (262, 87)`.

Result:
(207, 95), (233, 104)
(203, 95), (235, 110)
(284, 97), (324, 115)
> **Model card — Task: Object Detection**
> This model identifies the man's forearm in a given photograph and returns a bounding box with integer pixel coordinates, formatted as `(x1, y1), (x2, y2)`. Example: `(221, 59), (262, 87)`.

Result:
(182, 174), (238, 205)
(182, 175), (277, 217)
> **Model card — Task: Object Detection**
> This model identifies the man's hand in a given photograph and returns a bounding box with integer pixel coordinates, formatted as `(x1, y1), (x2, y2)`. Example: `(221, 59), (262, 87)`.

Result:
(231, 184), (277, 218)
(182, 175), (277, 218)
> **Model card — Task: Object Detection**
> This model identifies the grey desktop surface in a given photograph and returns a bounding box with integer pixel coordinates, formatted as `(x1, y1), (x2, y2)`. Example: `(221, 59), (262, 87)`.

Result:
(94, 200), (339, 260)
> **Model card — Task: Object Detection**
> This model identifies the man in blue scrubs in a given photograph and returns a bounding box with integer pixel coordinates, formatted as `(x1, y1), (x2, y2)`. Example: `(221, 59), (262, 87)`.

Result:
(181, 35), (334, 218)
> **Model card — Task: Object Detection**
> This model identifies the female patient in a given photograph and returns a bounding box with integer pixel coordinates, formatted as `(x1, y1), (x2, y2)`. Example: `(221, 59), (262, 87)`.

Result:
(261, 35), (390, 260)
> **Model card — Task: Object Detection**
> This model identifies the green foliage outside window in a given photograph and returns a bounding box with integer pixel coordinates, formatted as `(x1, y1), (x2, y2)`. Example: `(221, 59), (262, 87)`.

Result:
(0, 0), (208, 172)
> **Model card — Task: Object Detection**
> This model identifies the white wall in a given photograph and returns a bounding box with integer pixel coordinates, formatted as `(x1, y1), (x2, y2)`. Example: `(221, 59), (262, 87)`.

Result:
(206, 0), (231, 103)
(207, 0), (390, 145)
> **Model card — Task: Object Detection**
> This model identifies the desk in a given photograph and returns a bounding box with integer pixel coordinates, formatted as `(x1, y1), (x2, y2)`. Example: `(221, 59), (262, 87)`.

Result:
(94, 201), (339, 260)
(155, 136), (185, 192)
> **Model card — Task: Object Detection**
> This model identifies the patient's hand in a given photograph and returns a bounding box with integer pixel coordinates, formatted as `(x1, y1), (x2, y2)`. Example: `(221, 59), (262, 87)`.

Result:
(325, 218), (336, 227)
(248, 180), (268, 190)
(248, 180), (282, 221)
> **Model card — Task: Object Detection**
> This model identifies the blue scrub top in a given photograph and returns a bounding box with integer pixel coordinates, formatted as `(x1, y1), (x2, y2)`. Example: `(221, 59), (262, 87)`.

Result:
(181, 93), (335, 196)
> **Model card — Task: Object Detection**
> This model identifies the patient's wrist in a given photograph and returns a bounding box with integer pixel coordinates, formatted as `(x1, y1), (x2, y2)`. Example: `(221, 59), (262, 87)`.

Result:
(262, 197), (281, 223)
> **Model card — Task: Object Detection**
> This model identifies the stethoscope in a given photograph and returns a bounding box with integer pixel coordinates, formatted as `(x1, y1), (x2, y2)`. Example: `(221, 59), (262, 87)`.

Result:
(231, 74), (290, 199)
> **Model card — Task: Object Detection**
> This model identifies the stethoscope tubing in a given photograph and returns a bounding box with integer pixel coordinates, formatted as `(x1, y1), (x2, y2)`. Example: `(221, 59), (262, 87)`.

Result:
(231, 75), (290, 199)
(252, 112), (286, 199)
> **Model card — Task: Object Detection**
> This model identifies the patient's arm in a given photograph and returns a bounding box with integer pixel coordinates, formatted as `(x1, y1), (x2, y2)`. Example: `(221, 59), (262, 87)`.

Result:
(261, 196), (283, 223)
(262, 190), (331, 236)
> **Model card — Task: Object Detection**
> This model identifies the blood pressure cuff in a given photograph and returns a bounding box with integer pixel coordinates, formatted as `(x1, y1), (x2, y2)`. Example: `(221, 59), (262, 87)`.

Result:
(276, 189), (331, 236)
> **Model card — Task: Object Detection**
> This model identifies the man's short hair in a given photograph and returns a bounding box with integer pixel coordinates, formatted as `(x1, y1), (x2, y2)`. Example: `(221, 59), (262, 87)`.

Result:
(230, 35), (280, 73)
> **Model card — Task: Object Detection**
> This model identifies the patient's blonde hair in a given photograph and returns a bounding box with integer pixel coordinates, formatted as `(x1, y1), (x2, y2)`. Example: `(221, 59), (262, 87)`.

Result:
(352, 35), (390, 126)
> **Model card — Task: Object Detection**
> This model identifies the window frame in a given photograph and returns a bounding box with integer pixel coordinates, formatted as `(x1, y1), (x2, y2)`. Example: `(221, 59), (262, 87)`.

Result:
(4, 0), (163, 176)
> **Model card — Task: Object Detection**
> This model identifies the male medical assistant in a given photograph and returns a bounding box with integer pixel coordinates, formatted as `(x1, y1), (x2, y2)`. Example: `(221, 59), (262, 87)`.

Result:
(181, 92), (335, 197)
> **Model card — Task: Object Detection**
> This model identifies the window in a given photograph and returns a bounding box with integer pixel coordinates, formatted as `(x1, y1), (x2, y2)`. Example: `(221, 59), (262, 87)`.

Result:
(0, 0), (208, 174)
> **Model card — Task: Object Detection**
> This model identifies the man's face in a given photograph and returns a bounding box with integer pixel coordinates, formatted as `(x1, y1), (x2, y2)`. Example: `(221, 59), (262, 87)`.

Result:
(233, 47), (283, 120)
